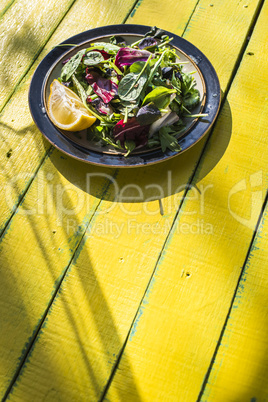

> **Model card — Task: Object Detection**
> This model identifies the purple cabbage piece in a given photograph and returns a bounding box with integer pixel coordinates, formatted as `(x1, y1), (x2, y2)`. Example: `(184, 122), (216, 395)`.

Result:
(85, 70), (118, 103)
(113, 118), (150, 149)
(114, 47), (154, 71)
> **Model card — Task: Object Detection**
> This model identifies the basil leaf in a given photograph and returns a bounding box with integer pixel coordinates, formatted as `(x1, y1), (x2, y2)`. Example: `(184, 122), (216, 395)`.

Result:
(84, 51), (104, 66)
(61, 49), (85, 81)
(142, 86), (176, 109)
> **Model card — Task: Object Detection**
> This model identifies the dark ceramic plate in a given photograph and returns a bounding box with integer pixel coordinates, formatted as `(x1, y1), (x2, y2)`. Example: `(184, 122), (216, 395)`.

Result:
(29, 24), (221, 167)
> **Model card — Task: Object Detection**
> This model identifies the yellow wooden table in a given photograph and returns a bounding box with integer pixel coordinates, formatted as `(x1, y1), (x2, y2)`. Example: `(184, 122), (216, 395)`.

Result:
(0, 0), (268, 401)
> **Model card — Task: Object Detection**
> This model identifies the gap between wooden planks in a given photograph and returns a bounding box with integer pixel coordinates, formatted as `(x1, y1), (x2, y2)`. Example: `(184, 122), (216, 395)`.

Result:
(2, 0), (266, 402)
(200, 196), (268, 401)
(0, 0), (141, 398)
(0, 0), (16, 20)
(0, 0), (139, 235)
(0, 0), (76, 111)
(103, 1), (268, 400)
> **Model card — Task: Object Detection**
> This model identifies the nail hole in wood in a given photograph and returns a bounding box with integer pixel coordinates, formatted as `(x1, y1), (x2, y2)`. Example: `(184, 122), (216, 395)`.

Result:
(6, 149), (12, 158)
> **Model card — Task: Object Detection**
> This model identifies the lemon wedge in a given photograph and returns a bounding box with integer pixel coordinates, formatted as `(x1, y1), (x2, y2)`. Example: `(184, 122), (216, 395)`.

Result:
(47, 79), (96, 131)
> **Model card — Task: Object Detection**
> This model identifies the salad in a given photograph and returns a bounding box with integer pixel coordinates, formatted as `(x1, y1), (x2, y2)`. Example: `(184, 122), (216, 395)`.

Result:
(56, 26), (205, 156)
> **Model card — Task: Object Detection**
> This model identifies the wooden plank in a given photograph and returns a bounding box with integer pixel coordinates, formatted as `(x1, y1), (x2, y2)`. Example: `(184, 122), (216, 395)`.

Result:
(128, 0), (261, 92)
(0, 0), (136, 233)
(0, 0), (138, 397)
(200, 200), (268, 401)
(127, 0), (198, 33)
(0, 0), (15, 19)
(102, 1), (268, 400)
(0, 150), (117, 399)
(5, 136), (209, 401)
(0, 0), (258, 233)
(0, 151), (118, 396)
(5, 0), (266, 401)
(0, 0), (74, 109)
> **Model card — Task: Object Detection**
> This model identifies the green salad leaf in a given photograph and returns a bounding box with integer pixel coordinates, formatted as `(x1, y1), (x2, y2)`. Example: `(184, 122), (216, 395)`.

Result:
(55, 27), (207, 157)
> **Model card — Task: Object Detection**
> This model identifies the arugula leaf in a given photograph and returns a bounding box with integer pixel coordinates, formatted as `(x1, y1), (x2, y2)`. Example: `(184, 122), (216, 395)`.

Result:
(159, 128), (181, 153)
(180, 73), (201, 110)
(124, 140), (136, 156)
(61, 49), (85, 81)
(88, 124), (122, 149)
(183, 88), (200, 109)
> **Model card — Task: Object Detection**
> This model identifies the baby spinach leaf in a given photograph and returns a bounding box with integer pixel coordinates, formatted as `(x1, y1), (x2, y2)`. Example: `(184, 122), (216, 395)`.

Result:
(142, 86), (176, 109)
(129, 61), (147, 74)
(118, 72), (147, 101)
(87, 42), (120, 55)
(61, 49), (85, 81)
(118, 58), (151, 102)
(144, 26), (166, 39)
(83, 51), (104, 66)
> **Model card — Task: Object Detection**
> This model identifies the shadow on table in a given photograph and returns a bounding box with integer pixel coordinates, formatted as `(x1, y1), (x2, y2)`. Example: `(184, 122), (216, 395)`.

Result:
(50, 99), (232, 208)
(0, 182), (143, 402)
(22, 96), (231, 400)
(0, 160), (142, 401)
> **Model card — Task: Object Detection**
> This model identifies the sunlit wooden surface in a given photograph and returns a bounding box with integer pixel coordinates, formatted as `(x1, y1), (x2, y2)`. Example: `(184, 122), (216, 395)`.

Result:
(0, 0), (267, 401)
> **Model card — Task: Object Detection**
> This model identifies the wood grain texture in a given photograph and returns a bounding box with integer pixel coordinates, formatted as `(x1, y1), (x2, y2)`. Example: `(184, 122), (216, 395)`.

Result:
(128, 0), (261, 92)
(200, 202), (268, 401)
(127, 0), (198, 33)
(0, 151), (117, 399)
(0, 0), (74, 109)
(0, 0), (15, 18)
(200, 3), (268, 400)
(0, 0), (136, 397)
(5, 135), (211, 401)
(103, 1), (268, 400)
(0, 0), (136, 232)
(5, 1), (266, 401)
